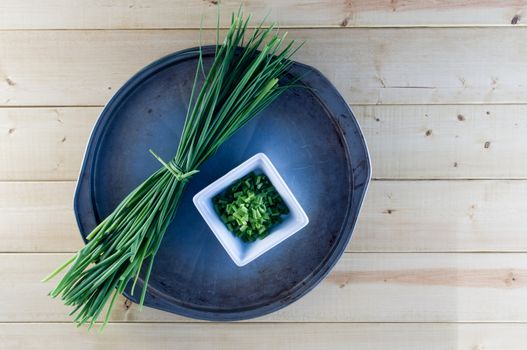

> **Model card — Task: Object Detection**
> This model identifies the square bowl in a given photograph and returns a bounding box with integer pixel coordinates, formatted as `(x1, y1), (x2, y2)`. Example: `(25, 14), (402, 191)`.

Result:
(193, 153), (309, 266)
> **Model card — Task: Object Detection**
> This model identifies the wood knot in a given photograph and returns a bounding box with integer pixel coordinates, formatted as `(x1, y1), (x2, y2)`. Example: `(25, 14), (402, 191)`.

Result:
(505, 272), (517, 286)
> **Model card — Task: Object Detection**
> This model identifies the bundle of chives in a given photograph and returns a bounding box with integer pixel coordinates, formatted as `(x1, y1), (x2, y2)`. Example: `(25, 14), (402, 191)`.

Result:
(43, 10), (302, 330)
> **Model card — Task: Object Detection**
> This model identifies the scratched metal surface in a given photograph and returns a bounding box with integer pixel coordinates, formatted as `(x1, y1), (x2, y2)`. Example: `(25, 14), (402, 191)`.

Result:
(74, 46), (370, 320)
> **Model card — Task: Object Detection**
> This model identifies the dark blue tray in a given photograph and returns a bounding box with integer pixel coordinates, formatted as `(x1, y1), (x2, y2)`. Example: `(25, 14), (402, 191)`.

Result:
(74, 46), (371, 321)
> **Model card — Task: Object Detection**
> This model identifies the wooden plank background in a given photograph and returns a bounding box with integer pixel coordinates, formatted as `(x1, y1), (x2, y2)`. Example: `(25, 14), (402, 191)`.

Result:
(1, 1), (527, 349)
(1, 28), (527, 106)
(0, 0), (526, 28)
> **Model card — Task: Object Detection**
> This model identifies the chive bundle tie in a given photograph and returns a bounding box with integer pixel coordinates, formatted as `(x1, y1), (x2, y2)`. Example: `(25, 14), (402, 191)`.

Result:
(149, 149), (199, 182)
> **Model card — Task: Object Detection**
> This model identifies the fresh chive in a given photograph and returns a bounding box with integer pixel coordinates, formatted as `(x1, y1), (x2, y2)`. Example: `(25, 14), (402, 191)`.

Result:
(44, 10), (302, 330)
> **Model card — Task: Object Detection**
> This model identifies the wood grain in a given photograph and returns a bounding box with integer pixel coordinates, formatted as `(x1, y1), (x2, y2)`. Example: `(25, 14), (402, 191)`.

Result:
(1, 29), (527, 106)
(355, 104), (527, 179)
(3, 180), (527, 253)
(7, 253), (527, 322)
(2, 105), (527, 180)
(0, 182), (79, 252)
(0, 0), (525, 29)
(0, 108), (96, 181)
(2, 323), (527, 350)
(354, 179), (527, 252)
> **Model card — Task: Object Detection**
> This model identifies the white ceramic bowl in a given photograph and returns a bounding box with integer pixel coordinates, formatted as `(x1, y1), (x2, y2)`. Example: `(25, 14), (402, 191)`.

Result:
(193, 153), (309, 266)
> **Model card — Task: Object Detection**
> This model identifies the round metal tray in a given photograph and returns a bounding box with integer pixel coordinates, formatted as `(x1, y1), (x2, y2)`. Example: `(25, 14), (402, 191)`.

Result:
(74, 46), (371, 321)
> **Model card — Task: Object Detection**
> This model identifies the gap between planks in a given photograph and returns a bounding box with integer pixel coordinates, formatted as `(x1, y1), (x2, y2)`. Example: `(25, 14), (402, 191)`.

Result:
(0, 24), (526, 32)
(2, 321), (527, 324)
(5, 103), (527, 108)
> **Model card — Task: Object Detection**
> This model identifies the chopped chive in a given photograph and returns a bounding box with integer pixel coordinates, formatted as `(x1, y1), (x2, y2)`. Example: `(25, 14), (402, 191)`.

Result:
(213, 172), (289, 242)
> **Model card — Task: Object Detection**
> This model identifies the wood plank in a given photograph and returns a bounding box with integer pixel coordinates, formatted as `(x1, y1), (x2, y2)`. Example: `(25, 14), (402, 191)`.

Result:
(0, 182), (79, 252)
(353, 180), (527, 252)
(3, 180), (527, 253)
(0, 108), (97, 181)
(3, 105), (527, 180)
(0, 0), (525, 29)
(6, 253), (527, 322)
(355, 104), (527, 179)
(1, 28), (527, 106)
(2, 323), (527, 350)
